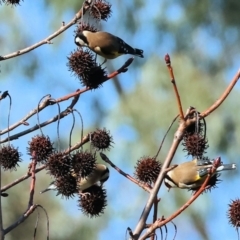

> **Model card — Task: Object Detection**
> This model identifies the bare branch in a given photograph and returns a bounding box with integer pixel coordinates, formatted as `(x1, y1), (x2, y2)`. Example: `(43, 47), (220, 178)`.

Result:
(0, 0), (93, 61)
(4, 204), (38, 235)
(165, 54), (184, 120)
(201, 69), (240, 118)
(0, 93), (81, 143)
(1, 165), (46, 193)
(131, 117), (187, 239)
(28, 152), (37, 208)
(100, 153), (151, 193)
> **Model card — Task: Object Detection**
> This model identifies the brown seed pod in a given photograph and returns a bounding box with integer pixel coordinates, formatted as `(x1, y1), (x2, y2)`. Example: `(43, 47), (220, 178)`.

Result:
(0, 145), (22, 171)
(27, 135), (54, 164)
(228, 199), (240, 228)
(71, 150), (96, 178)
(46, 152), (71, 178)
(55, 174), (77, 199)
(89, 0), (112, 21)
(90, 128), (114, 151)
(134, 156), (162, 185)
(78, 185), (107, 217)
(182, 133), (209, 158)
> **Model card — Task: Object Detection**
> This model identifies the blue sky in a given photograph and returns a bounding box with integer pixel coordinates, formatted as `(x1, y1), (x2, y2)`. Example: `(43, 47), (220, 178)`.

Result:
(0, 1), (239, 240)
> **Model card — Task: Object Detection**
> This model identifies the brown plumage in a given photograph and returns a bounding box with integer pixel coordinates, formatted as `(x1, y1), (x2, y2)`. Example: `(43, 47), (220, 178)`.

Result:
(75, 31), (144, 59)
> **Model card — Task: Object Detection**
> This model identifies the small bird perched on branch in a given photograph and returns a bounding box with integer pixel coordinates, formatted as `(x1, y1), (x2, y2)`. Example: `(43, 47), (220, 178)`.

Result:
(40, 164), (109, 194)
(74, 30), (144, 62)
(164, 158), (236, 190)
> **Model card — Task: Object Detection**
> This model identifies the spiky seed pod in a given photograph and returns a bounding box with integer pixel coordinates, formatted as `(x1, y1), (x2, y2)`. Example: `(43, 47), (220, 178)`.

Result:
(81, 65), (107, 89)
(0, 145), (22, 170)
(46, 152), (71, 178)
(90, 0), (112, 21)
(4, 0), (21, 5)
(55, 174), (77, 199)
(90, 128), (113, 151)
(189, 173), (221, 193)
(228, 199), (240, 228)
(67, 48), (96, 78)
(71, 151), (96, 178)
(67, 48), (107, 89)
(75, 23), (98, 35)
(184, 109), (205, 135)
(27, 135), (54, 164)
(182, 133), (209, 158)
(134, 157), (162, 185)
(78, 185), (107, 217)
(185, 119), (205, 136)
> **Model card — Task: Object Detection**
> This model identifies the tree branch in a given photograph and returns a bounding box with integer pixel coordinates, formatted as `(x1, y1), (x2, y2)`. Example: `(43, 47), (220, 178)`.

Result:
(0, 0), (93, 61)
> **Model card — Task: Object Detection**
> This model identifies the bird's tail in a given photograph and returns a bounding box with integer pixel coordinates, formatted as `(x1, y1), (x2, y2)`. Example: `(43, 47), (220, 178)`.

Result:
(134, 48), (144, 58)
(216, 163), (236, 172)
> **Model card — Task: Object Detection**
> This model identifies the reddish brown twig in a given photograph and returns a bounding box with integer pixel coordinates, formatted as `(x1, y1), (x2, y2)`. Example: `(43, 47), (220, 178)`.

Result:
(63, 134), (90, 154)
(140, 175), (211, 240)
(28, 152), (37, 208)
(100, 153), (151, 192)
(201, 69), (240, 118)
(165, 54), (184, 120)
(106, 57), (134, 80)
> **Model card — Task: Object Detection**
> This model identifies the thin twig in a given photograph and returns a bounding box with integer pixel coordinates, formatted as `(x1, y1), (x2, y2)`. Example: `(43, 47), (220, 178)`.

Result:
(0, 95), (80, 143)
(0, 0), (92, 61)
(201, 69), (240, 117)
(68, 110), (75, 152)
(155, 115), (179, 159)
(33, 208), (40, 240)
(28, 152), (37, 208)
(73, 109), (84, 152)
(4, 205), (37, 235)
(100, 153), (151, 192)
(4, 204), (38, 235)
(105, 57), (134, 80)
(36, 205), (50, 240)
(0, 95), (51, 136)
(1, 166), (46, 193)
(165, 54), (184, 120)
(63, 134), (90, 154)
